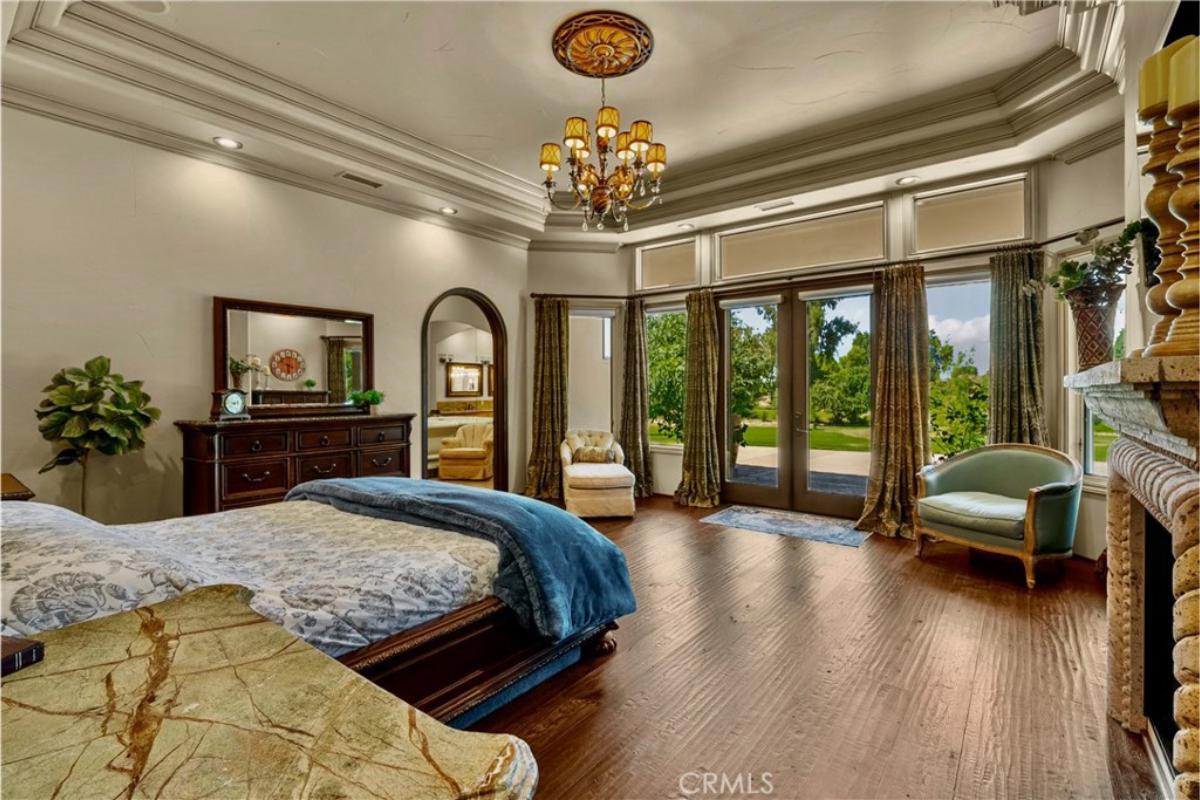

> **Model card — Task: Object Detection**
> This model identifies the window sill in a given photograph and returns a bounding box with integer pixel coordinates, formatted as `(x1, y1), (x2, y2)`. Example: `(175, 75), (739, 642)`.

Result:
(1082, 474), (1108, 496)
(649, 444), (683, 455)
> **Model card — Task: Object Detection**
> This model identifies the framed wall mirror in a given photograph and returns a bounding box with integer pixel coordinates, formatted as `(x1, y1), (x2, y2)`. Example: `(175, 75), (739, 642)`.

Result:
(214, 297), (374, 417)
(445, 362), (484, 397)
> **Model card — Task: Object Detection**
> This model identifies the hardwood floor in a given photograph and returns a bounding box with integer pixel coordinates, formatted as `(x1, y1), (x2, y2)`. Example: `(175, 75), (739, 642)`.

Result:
(476, 496), (1158, 800)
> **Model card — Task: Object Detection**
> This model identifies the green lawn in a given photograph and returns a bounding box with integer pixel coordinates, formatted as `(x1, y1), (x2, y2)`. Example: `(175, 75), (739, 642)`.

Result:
(649, 422), (871, 451)
(1093, 420), (1116, 464)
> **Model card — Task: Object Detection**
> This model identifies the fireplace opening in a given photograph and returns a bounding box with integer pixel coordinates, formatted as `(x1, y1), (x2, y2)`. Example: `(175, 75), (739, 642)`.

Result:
(1143, 510), (1177, 772)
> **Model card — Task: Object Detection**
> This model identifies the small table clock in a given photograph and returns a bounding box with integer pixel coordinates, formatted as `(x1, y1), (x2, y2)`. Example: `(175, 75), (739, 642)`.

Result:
(211, 389), (250, 421)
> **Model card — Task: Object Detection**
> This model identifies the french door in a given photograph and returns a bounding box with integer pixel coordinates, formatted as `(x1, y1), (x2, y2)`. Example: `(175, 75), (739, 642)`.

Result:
(720, 287), (872, 519)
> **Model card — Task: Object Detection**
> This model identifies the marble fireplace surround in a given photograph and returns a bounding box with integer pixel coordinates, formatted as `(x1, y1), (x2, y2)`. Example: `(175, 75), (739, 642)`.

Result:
(1066, 356), (1199, 800)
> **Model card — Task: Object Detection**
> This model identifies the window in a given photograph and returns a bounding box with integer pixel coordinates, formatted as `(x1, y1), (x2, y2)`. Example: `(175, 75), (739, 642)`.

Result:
(718, 205), (884, 280)
(926, 278), (992, 456)
(646, 307), (687, 445)
(638, 240), (696, 290)
(568, 313), (613, 431)
(913, 178), (1027, 253)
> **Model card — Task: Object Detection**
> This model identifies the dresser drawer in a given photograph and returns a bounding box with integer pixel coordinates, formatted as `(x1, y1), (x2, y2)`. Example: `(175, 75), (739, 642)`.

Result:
(297, 429), (352, 451)
(359, 424), (409, 446)
(222, 432), (289, 458)
(297, 453), (353, 481)
(221, 459), (289, 500)
(358, 447), (407, 477)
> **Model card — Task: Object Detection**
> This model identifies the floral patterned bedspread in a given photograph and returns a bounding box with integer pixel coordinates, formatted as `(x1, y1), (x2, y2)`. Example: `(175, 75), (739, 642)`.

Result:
(1, 500), (500, 657)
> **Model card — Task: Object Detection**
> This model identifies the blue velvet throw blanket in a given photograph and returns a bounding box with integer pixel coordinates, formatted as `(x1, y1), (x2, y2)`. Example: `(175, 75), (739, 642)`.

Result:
(285, 477), (636, 641)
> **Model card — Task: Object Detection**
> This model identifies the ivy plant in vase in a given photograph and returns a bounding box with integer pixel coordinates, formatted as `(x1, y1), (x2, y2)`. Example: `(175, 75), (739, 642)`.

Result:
(348, 389), (385, 414)
(1035, 220), (1148, 370)
(35, 356), (161, 516)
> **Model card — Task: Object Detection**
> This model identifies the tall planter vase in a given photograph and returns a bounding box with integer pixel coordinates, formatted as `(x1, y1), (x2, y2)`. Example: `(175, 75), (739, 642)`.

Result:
(1068, 285), (1125, 370)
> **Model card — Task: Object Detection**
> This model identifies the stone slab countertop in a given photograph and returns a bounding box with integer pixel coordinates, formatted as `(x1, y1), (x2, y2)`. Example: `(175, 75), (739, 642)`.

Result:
(1063, 355), (1198, 389)
(0, 585), (537, 799)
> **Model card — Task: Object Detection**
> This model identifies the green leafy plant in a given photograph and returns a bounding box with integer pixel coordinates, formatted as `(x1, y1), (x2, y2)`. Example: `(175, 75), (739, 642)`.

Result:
(349, 389), (385, 407)
(1039, 220), (1145, 301)
(36, 356), (161, 516)
(303, 378), (317, 389)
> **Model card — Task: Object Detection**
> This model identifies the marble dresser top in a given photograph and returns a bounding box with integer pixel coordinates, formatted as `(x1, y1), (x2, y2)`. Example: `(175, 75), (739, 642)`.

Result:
(0, 585), (536, 799)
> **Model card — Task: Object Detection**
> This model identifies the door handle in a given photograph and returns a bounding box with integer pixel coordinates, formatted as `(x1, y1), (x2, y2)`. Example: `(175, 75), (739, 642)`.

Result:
(793, 413), (806, 434)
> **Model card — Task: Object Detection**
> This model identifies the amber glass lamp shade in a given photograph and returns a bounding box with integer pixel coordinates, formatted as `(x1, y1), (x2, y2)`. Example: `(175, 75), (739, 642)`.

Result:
(576, 164), (600, 193)
(596, 106), (620, 139)
(539, 142), (563, 173)
(629, 120), (653, 153)
(563, 116), (588, 150)
(612, 165), (634, 199)
(615, 132), (634, 163)
(645, 143), (667, 175)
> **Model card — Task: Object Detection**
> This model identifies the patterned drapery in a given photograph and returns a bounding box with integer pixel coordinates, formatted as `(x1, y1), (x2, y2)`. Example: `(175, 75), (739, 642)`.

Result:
(855, 264), (930, 539)
(618, 298), (655, 497)
(324, 337), (352, 404)
(674, 289), (722, 508)
(525, 297), (570, 499)
(989, 246), (1048, 445)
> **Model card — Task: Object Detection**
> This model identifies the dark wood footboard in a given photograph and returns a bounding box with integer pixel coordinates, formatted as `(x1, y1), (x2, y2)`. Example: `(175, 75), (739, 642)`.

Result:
(339, 597), (617, 722)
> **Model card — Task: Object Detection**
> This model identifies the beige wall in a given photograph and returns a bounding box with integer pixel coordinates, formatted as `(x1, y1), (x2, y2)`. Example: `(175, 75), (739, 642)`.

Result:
(1, 109), (528, 521)
(568, 315), (613, 431)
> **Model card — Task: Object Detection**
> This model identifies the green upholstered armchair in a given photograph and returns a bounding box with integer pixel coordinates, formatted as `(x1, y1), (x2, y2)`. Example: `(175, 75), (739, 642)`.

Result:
(914, 444), (1083, 588)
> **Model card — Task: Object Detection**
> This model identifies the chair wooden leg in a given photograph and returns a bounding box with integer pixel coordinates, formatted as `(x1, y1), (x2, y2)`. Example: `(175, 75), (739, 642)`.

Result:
(1023, 557), (1036, 589)
(914, 532), (925, 558)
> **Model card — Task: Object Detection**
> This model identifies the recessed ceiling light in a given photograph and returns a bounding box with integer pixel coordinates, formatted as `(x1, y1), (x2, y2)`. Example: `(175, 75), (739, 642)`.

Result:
(678, 223), (696, 230)
(212, 136), (242, 150)
(895, 175), (920, 186)
(438, 206), (458, 216)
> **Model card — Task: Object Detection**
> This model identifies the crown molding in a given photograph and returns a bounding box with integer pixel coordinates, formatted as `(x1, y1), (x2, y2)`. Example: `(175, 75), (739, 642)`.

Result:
(4, 1), (548, 233)
(527, 238), (622, 254)
(1, 88), (532, 251)
(1052, 122), (1123, 164)
(1057, 0), (1125, 91)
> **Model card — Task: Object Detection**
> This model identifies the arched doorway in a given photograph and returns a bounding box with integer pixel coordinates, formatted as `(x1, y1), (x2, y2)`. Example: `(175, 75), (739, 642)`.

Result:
(420, 288), (508, 491)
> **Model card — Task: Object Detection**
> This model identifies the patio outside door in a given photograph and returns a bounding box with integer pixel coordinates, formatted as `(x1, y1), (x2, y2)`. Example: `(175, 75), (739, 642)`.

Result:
(721, 289), (872, 520)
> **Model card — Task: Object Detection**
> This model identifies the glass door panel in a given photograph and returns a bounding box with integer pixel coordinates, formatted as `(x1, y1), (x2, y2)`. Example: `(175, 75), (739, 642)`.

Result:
(722, 298), (791, 508)
(795, 292), (871, 518)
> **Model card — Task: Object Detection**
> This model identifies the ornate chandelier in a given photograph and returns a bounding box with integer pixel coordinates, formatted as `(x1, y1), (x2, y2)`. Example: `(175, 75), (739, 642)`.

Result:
(537, 11), (666, 232)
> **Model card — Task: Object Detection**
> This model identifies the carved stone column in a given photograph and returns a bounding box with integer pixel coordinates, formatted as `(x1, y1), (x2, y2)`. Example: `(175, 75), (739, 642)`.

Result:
(1106, 467), (1147, 732)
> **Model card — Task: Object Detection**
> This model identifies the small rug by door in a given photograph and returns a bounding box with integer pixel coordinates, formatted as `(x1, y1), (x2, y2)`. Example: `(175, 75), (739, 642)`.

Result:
(701, 505), (869, 548)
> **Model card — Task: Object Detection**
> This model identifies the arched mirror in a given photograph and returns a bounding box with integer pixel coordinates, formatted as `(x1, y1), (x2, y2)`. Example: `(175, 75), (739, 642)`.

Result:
(420, 289), (507, 490)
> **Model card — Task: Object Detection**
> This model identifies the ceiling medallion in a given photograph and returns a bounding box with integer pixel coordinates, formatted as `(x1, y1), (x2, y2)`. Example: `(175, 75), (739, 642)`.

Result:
(539, 10), (665, 232)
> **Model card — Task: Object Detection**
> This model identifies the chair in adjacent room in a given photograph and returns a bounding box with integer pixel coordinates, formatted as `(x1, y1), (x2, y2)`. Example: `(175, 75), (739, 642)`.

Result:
(439, 423), (494, 481)
(914, 443), (1083, 588)
(560, 430), (636, 518)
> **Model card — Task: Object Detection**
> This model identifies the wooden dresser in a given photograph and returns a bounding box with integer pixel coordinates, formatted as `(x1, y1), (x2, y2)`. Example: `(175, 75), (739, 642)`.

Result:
(175, 413), (414, 515)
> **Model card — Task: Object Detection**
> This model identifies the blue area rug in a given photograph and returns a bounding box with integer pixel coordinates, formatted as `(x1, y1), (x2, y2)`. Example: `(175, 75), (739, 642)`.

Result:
(701, 505), (869, 548)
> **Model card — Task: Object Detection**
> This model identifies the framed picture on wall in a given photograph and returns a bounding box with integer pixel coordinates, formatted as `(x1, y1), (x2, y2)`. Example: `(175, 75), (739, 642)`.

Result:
(446, 362), (483, 397)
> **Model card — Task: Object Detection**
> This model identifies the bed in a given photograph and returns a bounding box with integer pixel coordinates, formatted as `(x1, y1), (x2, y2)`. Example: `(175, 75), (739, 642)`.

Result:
(1, 478), (635, 726)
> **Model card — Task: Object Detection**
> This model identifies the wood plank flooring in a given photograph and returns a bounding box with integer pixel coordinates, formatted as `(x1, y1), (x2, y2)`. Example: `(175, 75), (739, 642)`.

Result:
(475, 496), (1158, 800)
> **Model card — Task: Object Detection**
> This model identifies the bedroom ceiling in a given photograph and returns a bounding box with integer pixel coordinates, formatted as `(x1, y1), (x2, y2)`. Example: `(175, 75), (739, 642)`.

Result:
(1, 1), (1125, 249)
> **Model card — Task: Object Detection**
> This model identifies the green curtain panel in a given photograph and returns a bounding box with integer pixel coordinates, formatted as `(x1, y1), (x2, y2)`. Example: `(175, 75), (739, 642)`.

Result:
(618, 298), (655, 498)
(989, 246), (1048, 446)
(855, 264), (930, 539)
(674, 289), (722, 508)
(525, 297), (570, 499)
(324, 337), (350, 404)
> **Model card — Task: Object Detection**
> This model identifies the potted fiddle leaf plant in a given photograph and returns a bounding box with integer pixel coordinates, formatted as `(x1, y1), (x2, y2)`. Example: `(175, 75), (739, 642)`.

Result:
(348, 388), (385, 414)
(1038, 220), (1146, 370)
(36, 356), (161, 516)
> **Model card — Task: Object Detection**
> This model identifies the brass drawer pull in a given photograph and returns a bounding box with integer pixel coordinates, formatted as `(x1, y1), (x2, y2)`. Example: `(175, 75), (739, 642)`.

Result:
(376, 432), (387, 442)
(371, 457), (393, 468)
(241, 470), (271, 484)
(311, 463), (337, 475)
(250, 440), (263, 453)
(319, 435), (330, 446)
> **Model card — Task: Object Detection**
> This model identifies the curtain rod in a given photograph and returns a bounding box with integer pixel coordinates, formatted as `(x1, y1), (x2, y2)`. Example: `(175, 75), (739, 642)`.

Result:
(528, 216), (1126, 302)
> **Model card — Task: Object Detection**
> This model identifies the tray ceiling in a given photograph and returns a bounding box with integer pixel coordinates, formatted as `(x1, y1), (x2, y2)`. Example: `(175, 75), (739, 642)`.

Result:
(1, 1), (1123, 249)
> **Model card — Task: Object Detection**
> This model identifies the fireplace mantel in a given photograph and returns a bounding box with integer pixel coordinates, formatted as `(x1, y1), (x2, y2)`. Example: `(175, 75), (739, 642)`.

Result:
(1066, 355), (1198, 800)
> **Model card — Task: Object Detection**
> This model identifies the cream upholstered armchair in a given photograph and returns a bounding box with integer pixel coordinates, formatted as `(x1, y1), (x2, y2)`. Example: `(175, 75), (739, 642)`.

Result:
(439, 423), (494, 480)
(560, 430), (636, 518)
